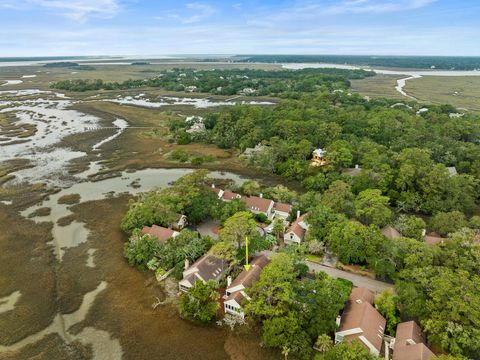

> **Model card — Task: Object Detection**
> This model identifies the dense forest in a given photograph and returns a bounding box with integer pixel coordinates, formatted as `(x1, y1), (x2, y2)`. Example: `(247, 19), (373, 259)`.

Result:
(236, 54), (480, 70)
(51, 67), (374, 95)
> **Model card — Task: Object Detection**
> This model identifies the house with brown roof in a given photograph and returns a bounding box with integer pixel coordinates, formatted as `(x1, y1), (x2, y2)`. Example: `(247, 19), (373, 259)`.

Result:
(242, 195), (275, 219)
(141, 225), (179, 245)
(224, 255), (269, 318)
(273, 202), (292, 220)
(335, 287), (386, 356)
(342, 164), (362, 177)
(424, 232), (445, 246)
(382, 225), (402, 240)
(222, 190), (242, 202)
(284, 212), (309, 244)
(392, 321), (435, 360)
(210, 184), (224, 199)
(179, 254), (228, 292)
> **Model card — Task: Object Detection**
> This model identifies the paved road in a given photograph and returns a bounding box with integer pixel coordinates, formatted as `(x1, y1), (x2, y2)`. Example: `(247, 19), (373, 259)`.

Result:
(306, 261), (394, 293)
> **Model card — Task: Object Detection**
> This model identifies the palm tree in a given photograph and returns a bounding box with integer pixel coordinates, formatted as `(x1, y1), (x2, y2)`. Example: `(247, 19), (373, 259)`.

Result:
(315, 334), (333, 354)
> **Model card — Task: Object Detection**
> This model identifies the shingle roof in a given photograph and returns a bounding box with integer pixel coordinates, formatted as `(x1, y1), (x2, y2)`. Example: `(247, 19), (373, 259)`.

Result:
(228, 255), (269, 290)
(274, 202), (292, 214)
(350, 287), (375, 304)
(242, 196), (273, 213)
(222, 190), (241, 201)
(286, 213), (308, 239)
(190, 254), (227, 282)
(393, 321), (435, 360)
(425, 233), (445, 246)
(382, 225), (402, 240)
(338, 288), (386, 353)
(225, 290), (245, 304)
(141, 225), (176, 244)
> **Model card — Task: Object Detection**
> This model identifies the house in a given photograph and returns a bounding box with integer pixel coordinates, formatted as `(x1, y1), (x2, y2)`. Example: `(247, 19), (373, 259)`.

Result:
(171, 214), (188, 230)
(224, 255), (269, 318)
(242, 195), (275, 220)
(141, 225), (179, 244)
(335, 287), (386, 356)
(284, 212), (309, 244)
(392, 321), (435, 360)
(222, 190), (242, 202)
(447, 166), (458, 176)
(210, 184), (224, 199)
(179, 254), (228, 292)
(273, 202), (292, 220)
(342, 164), (362, 177)
(381, 225), (402, 240)
(424, 232), (445, 246)
(311, 148), (327, 167)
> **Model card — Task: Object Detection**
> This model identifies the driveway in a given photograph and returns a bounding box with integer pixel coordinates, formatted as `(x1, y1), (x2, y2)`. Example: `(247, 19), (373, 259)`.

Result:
(306, 261), (394, 294)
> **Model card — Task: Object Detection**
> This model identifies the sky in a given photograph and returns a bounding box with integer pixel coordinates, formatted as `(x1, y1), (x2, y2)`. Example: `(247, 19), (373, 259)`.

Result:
(0, 0), (479, 57)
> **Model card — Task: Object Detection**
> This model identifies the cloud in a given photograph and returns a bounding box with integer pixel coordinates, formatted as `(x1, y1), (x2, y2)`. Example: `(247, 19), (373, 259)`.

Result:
(321, 0), (437, 15)
(157, 2), (217, 24)
(0, 0), (121, 21)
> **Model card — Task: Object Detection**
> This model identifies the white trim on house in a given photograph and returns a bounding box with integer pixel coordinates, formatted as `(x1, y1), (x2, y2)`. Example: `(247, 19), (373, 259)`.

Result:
(284, 231), (303, 244)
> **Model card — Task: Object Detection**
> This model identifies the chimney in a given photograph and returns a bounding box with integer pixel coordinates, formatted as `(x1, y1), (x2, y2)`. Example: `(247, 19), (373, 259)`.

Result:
(259, 193), (263, 198)
(355, 164), (359, 169)
(211, 183), (215, 188)
(336, 315), (341, 326)
(184, 258), (189, 270)
(227, 276), (232, 287)
(297, 210), (301, 219)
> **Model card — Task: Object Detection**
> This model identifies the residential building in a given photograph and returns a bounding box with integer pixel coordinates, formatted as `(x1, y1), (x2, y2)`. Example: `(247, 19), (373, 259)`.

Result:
(210, 184), (224, 199)
(224, 255), (269, 318)
(335, 287), (386, 356)
(222, 190), (242, 202)
(424, 232), (445, 246)
(284, 212), (309, 244)
(141, 225), (179, 245)
(342, 164), (362, 177)
(179, 254), (228, 292)
(381, 225), (402, 240)
(392, 321), (435, 360)
(311, 148), (327, 166)
(273, 202), (292, 220)
(242, 195), (275, 220)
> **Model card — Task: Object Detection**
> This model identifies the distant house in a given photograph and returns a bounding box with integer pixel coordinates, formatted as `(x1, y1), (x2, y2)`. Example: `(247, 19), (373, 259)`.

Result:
(447, 166), (458, 176)
(172, 214), (188, 230)
(342, 164), (362, 177)
(141, 225), (179, 245)
(424, 232), (445, 246)
(381, 225), (402, 240)
(210, 184), (224, 199)
(392, 321), (435, 360)
(179, 254), (228, 292)
(222, 190), (242, 202)
(311, 148), (327, 167)
(273, 202), (292, 220)
(242, 195), (275, 220)
(335, 287), (386, 356)
(224, 255), (269, 318)
(284, 212), (309, 244)
(239, 87), (256, 95)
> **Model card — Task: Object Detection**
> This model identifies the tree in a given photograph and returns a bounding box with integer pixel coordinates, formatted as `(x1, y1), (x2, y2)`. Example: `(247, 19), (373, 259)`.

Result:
(262, 312), (312, 360)
(354, 189), (392, 226)
(306, 204), (346, 242)
(180, 280), (219, 323)
(123, 233), (162, 269)
(217, 198), (247, 225)
(272, 218), (285, 241)
(314, 334), (333, 354)
(429, 211), (467, 236)
(246, 253), (298, 320)
(325, 140), (353, 170)
(241, 180), (261, 196)
(213, 212), (259, 264)
(320, 180), (354, 215)
(395, 214), (426, 241)
(374, 289), (400, 335)
(317, 341), (379, 360)
(326, 220), (381, 265)
(263, 184), (298, 203)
